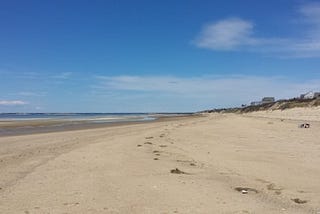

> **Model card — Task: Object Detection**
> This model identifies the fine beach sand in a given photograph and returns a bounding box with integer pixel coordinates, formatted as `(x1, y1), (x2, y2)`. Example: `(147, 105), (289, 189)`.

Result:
(0, 110), (320, 213)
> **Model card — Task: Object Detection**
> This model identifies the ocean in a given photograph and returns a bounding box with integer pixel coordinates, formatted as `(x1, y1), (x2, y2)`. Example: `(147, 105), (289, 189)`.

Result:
(0, 113), (156, 123)
(0, 113), (192, 136)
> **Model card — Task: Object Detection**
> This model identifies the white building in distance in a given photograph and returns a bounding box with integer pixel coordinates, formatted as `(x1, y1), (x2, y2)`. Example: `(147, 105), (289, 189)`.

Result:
(300, 91), (320, 99)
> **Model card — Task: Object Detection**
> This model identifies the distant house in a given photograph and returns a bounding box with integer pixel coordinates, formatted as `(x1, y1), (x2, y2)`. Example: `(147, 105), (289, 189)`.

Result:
(251, 101), (262, 106)
(262, 97), (275, 104)
(300, 91), (320, 99)
(250, 97), (275, 106)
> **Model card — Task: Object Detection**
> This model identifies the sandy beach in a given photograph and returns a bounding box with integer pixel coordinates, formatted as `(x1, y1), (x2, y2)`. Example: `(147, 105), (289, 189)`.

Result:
(0, 110), (320, 213)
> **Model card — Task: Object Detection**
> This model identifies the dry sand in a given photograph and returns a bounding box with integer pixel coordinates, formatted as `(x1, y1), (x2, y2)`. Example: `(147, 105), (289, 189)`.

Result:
(246, 106), (320, 122)
(0, 110), (320, 213)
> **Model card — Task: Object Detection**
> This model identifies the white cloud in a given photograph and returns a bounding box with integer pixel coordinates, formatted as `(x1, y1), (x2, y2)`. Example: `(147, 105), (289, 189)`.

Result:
(0, 100), (28, 106)
(194, 18), (260, 50)
(194, 3), (320, 57)
(194, 18), (283, 51)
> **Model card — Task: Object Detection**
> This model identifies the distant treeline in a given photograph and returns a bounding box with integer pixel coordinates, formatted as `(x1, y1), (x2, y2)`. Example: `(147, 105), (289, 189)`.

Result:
(201, 98), (320, 114)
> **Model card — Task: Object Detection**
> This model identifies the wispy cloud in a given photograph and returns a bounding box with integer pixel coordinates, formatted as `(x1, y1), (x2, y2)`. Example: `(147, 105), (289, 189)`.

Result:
(12, 91), (47, 97)
(95, 75), (320, 107)
(288, 2), (320, 57)
(51, 72), (72, 79)
(13, 72), (41, 80)
(0, 100), (28, 106)
(299, 2), (320, 25)
(194, 2), (320, 57)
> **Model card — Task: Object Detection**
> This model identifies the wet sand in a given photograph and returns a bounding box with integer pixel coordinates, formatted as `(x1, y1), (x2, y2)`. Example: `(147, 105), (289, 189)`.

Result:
(0, 110), (320, 213)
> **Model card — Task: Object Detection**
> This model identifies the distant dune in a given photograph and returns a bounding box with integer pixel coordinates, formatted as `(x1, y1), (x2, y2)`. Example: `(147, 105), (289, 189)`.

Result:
(245, 106), (320, 122)
(203, 98), (320, 114)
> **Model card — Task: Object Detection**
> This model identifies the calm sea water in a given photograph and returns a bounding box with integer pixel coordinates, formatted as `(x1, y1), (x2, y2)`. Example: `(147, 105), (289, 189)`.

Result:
(0, 113), (193, 136)
(0, 113), (191, 123)
(0, 113), (154, 122)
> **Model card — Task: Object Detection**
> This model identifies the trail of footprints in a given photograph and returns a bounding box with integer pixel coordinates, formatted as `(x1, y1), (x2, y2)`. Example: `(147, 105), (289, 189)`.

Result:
(136, 123), (310, 208)
(255, 178), (309, 205)
(136, 123), (198, 175)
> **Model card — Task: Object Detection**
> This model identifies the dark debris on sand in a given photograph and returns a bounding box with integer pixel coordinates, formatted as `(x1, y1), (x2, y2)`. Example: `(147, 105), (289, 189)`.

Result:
(291, 198), (308, 204)
(234, 187), (258, 194)
(170, 168), (188, 174)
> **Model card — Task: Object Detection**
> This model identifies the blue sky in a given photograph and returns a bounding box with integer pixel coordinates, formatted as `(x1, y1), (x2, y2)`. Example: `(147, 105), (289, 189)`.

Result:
(1, 0), (320, 112)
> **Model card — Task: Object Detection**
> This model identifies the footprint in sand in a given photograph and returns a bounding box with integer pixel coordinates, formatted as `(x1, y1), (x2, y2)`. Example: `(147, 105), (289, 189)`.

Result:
(256, 179), (283, 195)
(266, 183), (283, 195)
(255, 178), (269, 184)
(176, 160), (197, 167)
(63, 202), (80, 206)
(291, 198), (308, 204)
(153, 150), (161, 156)
(145, 137), (154, 139)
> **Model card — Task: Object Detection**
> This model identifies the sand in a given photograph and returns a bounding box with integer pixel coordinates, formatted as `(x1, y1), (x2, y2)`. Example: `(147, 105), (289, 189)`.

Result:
(246, 106), (320, 122)
(0, 110), (320, 213)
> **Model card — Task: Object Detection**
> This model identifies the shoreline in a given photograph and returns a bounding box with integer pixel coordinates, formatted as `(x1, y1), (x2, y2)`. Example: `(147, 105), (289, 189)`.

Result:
(0, 114), (199, 137)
